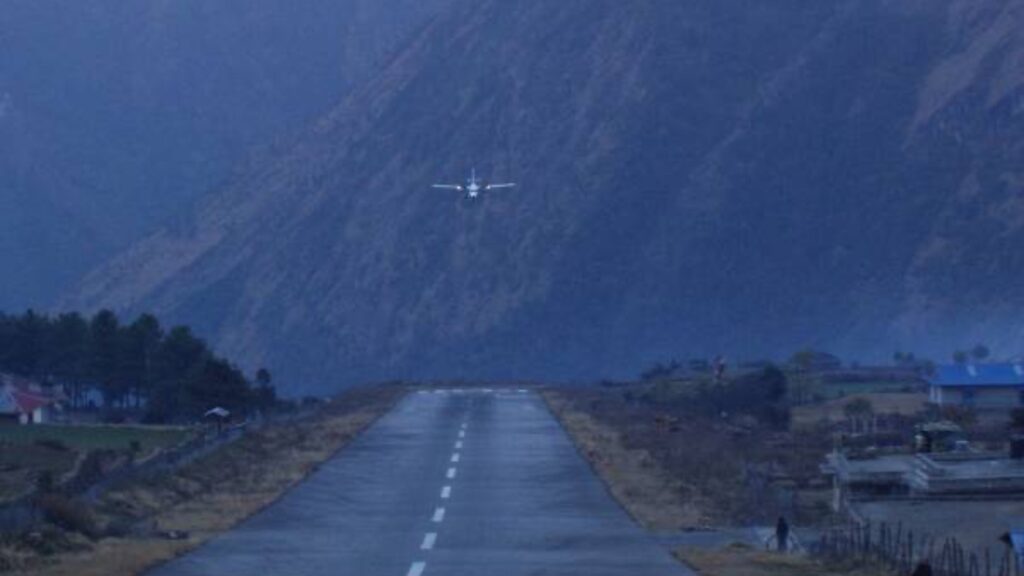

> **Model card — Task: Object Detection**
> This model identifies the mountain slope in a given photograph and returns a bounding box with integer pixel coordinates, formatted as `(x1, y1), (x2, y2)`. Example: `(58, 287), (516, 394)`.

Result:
(0, 0), (450, 308)
(66, 0), (1024, 390)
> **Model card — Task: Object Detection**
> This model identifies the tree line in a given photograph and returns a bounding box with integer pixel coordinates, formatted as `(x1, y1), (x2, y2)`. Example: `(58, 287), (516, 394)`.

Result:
(0, 309), (275, 422)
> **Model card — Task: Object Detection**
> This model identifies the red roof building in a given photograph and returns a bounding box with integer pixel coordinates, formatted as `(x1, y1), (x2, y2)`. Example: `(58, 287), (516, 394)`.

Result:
(0, 373), (62, 425)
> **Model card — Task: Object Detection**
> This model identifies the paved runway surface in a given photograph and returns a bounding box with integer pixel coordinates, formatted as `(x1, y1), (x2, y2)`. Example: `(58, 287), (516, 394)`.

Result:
(149, 389), (693, 576)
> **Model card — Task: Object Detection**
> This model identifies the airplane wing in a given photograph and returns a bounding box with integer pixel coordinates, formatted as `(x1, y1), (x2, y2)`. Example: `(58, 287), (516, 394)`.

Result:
(432, 184), (464, 191)
(485, 183), (516, 190)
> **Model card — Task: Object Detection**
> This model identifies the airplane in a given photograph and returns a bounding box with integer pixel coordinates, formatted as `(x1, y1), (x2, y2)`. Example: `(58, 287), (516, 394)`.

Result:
(432, 168), (516, 199)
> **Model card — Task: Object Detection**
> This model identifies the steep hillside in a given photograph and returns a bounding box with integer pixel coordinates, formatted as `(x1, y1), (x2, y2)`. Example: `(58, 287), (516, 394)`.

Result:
(896, 0), (1024, 350)
(66, 0), (1024, 390)
(0, 0), (450, 307)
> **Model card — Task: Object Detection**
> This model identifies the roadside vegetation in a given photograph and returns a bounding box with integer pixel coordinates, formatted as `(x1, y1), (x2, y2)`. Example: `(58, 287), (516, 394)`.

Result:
(545, 351), (940, 575)
(677, 543), (894, 576)
(546, 364), (833, 529)
(0, 446), (77, 503)
(549, 345), (1023, 575)
(0, 426), (191, 453)
(0, 385), (404, 576)
(0, 426), (192, 502)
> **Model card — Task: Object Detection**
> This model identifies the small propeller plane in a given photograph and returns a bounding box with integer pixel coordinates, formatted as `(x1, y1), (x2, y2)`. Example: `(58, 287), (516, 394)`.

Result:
(432, 168), (516, 199)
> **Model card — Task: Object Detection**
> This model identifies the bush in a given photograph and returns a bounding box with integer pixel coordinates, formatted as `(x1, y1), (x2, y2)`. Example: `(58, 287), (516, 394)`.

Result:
(103, 517), (135, 538)
(17, 526), (91, 556)
(35, 495), (100, 539)
(1011, 408), (1024, 430)
(102, 411), (127, 424)
(940, 405), (978, 429)
(34, 438), (69, 452)
(35, 470), (56, 493)
(142, 410), (168, 425)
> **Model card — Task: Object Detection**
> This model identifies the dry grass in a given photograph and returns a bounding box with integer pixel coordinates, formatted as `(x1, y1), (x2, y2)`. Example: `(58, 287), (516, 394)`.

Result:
(544, 386), (837, 528)
(24, 539), (194, 576)
(792, 393), (927, 428)
(6, 386), (405, 576)
(543, 391), (708, 530)
(677, 544), (895, 576)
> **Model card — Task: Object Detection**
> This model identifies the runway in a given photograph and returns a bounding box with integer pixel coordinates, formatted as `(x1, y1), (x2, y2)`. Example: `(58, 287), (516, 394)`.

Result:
(149, 389), (692, 576)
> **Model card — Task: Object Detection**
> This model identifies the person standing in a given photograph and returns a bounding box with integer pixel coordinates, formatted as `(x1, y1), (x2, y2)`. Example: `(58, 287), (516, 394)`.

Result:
(775, 516), (790, 552)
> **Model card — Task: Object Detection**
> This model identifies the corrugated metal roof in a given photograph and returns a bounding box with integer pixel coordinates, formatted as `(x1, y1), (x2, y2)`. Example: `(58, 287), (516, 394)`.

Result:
(929, 363), (1024, 387)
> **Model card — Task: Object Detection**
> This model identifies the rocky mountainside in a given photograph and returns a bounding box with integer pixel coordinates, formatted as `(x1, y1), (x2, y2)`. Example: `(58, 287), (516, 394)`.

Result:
(0, 0), (450, 307)
(65, 0), (1024, 390)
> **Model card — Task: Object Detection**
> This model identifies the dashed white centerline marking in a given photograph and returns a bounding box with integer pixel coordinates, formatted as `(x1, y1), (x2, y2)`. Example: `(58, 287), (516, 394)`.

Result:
(441, 485), (451, 499)
(432, 507), (446, 523)
(458, 430), (465, 438)
(421, 532), (437, 550)
(446, 467), (457, 479)
(408, 561), (427, 576)
(455, 440), (463, 450)
(451, 453), (460, 463)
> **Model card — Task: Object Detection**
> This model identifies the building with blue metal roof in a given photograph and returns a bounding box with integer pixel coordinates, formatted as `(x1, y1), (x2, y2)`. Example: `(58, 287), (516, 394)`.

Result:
(927, 363), (1024, 409)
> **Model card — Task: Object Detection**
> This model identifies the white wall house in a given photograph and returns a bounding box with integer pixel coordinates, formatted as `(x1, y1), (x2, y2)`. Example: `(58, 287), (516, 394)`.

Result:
(0, 373), (61, 425)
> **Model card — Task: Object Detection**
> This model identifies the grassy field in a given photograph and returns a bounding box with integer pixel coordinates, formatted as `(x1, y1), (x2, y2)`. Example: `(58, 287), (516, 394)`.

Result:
(544, 386), (894, 575)
(856, 499), (1024, 554)
(820, 381), (923, 399)
(791, 393), (928, 428)
(0, 445), (78, 501)
(544, 386), (836, 528)
(0, 425), (193, 453)
(0, 425), (194, 503)
(677, 544), (895, 576)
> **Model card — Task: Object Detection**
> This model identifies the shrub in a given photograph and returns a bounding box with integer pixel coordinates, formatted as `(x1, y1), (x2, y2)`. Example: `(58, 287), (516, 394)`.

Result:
(103, 411), (127, 424)
(35, 470), (56, 493)
(17, 526), (90, 556)
(103, 517), (135, 538)
(35, 495), (100, 539)
(1011, 408), (1024, 430)
(941, 405), (978, 429)
(34, 438), (69, 452)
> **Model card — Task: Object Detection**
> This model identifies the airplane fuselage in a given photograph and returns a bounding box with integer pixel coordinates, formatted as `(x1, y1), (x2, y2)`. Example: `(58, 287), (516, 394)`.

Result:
(432, 169), (514, 200)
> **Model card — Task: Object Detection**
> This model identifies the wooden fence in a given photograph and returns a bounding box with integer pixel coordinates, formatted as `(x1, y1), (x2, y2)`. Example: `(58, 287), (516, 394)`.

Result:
(815, 522), (1021, 576)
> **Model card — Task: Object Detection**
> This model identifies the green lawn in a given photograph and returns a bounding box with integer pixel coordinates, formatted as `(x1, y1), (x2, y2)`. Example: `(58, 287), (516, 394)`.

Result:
(0, 424), (194, 452)
(0, 424), (195, 502)
(0, 444), (78, 501)
(821, 380), (923, 399)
